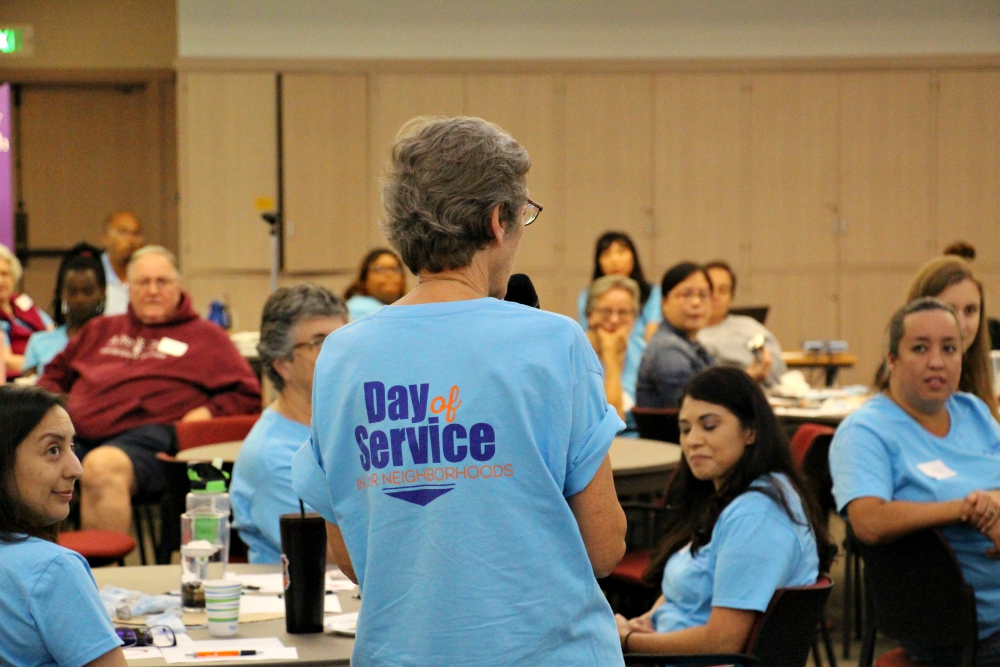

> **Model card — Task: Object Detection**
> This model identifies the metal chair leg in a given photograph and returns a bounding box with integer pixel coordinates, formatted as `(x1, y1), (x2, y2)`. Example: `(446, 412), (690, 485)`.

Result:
(843, 542), (853, 659)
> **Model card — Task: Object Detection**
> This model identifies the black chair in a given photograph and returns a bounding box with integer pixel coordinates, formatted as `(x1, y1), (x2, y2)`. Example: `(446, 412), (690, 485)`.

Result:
(633, 407), (680, 444)
(624, 577), (833, 667)
(853, 527), (978, 667)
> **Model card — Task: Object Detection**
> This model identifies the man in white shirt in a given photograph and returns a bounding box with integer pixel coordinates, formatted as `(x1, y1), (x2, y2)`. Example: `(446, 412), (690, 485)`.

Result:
(697, 261), (786, 386)
(100, 211), (144, 315)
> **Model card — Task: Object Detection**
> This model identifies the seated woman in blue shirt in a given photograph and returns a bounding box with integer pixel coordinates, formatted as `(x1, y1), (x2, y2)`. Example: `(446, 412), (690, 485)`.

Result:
(23, 244), (106, 377)
(230, 284), (347, 563)
(585, 275), (643, 420)
(830, 297), (1000, 665)
(343, 248), (407, 321)
(618, 366), (831, 655)
(578, 231), (661, 344)
(636, 262), (714, 409)
(0, 385), (124, 667)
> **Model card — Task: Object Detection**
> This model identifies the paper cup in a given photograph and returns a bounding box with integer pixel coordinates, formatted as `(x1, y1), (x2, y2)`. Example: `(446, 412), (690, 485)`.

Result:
(203, 580), (242, 637)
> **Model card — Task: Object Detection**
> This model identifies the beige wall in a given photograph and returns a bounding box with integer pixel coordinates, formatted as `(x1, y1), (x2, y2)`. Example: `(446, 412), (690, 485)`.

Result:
(0, 0), (176, 70)
(0, 0), (178, 315)
(176, 58), (1000, 387)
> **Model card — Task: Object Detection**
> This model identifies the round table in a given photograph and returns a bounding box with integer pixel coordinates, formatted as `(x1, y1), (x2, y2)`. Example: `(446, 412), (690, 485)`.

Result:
(609, 436), (681, 497)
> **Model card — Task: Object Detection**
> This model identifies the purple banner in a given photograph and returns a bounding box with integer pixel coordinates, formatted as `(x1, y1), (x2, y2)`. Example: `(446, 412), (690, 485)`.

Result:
(0, 84), (11, 251)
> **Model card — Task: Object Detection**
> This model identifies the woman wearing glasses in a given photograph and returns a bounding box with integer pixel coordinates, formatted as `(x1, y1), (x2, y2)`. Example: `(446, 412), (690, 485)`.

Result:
(585, 275), (642, 420)
(343, 248), (407, 321)
(230, 284), (347, 564)
(0, 385), (125, 667)
(636, 262), (715, 409)
(292, 116), (627, 666)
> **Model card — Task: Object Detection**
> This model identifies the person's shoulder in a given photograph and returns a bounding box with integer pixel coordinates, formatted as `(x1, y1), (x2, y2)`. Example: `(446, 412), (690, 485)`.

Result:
(245, 409), (308, 450)
(720, 475), (803, 527)
(0, 537), (82, 575)
(951, 392), (1000, 424)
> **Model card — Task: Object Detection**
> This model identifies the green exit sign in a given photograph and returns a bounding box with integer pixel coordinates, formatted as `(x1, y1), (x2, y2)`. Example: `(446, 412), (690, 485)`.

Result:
(0, 26), (33, 56)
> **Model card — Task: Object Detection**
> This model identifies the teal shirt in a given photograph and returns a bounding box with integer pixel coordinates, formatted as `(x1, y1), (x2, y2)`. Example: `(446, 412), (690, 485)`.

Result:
(23, 326), (69, 375)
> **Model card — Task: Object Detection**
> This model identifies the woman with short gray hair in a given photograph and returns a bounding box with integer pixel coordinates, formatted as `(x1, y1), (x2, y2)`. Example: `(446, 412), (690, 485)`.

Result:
(293, 116), (627, 666)
(230, 284), (346, 564)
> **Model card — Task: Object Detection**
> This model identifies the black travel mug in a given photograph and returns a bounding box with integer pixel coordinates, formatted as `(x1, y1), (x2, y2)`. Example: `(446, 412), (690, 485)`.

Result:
(279, 512), (327, 633)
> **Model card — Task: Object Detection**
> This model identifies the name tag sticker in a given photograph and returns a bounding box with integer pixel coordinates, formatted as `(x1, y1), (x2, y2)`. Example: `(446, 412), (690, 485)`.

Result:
(917, 459), (958, 481)
(14, 294), (34, 310)
(157, 337), (189, 357)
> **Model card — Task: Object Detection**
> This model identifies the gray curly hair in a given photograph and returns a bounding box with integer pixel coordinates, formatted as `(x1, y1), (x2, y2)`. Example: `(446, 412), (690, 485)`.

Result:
(380, 116), (531, 274)
(258, 284), (347, 392)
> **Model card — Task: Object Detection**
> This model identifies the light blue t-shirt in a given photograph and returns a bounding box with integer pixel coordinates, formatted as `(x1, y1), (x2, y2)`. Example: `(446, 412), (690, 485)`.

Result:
(293, 298), (626, 667)
(231, 407), (312, 564)
(652, 474), (820, 633)
(577, 284), (661, 402)
(0, 537), (121, 667)
(830, 392), (1000, 639)
(23, 325), (69, 375)
(346, 295), (385, 321)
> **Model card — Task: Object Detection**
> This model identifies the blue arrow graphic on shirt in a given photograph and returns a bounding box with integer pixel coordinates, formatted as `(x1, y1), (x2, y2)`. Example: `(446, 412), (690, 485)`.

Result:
(383, 483), (455, 506)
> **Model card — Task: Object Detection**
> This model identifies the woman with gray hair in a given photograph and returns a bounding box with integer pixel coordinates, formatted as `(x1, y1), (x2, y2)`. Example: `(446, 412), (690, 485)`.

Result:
(230, 284), (347, 564)
(0, 243), (54, 378)
(586, 274), (643, 420)
(292, 116), (627, 666)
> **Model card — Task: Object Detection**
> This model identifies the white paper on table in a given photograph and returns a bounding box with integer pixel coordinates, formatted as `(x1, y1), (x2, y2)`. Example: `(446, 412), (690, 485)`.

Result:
(123, 647), (163, 661)
(237, 594), (341, 614)
(159, 638), (296, 663)
(326, 571), (355, 592)
(223, 572), (284, 594)
(324, 612), (359, 635)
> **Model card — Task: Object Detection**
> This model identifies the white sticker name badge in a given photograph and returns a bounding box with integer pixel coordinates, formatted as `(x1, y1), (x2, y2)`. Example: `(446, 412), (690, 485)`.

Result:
(14, 294), (34, 311)
(917, 459), (958, 481)
(157, 337), (189, 357)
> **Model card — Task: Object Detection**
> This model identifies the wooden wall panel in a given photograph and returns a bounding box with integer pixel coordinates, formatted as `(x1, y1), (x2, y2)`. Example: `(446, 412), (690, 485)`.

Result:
(840, 72), (934, 266)
(837, 269), (915, 386)
(654, 73), (745, 274)
(467, 74), (559, 272)
(563, 75), (653, 274)
(369, 75), (465, 248)
(747, 269), (838, 360)
(19, 86), (150, 248)
(748, 74), (838, 271)
(178, 72), (276, 272)
(938, 71), (1000, 267)
(282, 73), (368, 272)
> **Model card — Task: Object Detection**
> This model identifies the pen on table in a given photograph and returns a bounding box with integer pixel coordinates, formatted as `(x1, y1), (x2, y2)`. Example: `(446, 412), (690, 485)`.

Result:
(188, 650), (258, 658)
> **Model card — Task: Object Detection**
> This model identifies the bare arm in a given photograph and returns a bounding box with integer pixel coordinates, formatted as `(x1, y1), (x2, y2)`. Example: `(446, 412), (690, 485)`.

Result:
(617, 606), (758, 654)
(83, 647), (127, 667)
(6, 352), (24, 374)
(326, 521), (356, 584)
(567, 455), (627, 578)
(848, 496), (967, 545)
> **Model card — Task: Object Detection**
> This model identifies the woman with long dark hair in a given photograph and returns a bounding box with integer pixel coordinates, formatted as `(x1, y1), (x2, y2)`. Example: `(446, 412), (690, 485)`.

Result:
(577, 232), (660, 341)
(343, 248), (407, 321)
(0, 385), (124, 666)
(617, 367), (832, 655)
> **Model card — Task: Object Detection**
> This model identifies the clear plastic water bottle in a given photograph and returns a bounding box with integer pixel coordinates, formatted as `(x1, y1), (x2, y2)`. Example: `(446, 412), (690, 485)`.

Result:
(180, 463), (232, 611)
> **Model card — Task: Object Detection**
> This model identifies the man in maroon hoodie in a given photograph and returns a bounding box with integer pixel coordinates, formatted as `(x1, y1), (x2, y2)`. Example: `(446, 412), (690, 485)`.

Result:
(40, 246), (261, 533)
